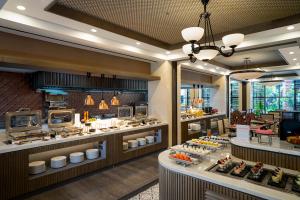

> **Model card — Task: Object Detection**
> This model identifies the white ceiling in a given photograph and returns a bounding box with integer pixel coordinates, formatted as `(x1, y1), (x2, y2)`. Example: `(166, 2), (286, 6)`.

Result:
(0, 0), (299, 76)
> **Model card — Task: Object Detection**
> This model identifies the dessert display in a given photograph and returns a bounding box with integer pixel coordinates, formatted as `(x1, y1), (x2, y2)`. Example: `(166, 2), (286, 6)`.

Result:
(199, 136), (230, 144)
(188, 139), (222, 149)
(29, 161), (46, 175)
(247, 162), (266, 182)
(85, 149), (99, 160)
(287, 136), (300, 145)
(268, 167), (288, 188)
(292, 175), (300, 193)
(170, 144), (211, 156)
(216, 156), (234, 173)
(168, 151), (193, 166)
(69, 152), (84, 164)
(231, 161), (249, 177)
(50, 156), (67, 169)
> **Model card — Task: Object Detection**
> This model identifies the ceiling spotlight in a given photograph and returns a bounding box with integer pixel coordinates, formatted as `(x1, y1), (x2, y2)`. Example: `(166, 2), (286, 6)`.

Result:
(197, 65), (204, 69)
(136, 41), (141, 45)
(289, 51), (295, 55)
(287, 25), (295, 30)
(17, 5), (26, 11)
(90, 29), (97, 33)
(216, 67), (220, 69)
(293, 58), (297, 61)
(166, 51), (171, 54)
(204, 63), (208, 66)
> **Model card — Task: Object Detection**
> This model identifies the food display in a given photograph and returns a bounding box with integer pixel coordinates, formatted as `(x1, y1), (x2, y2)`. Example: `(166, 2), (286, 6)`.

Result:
(293, 175), (300, 193)
(168, 151), (194, 166)
(268, 167), (288, 188)
(247, 162), (266, 182)
(287, 136), (300, 145)
(231, 161), (249, 177)
(188, 139), (222, 149)
(216, 156), (234, 173)
(199, 136), (230, 144)
(170, 144), (211, 156)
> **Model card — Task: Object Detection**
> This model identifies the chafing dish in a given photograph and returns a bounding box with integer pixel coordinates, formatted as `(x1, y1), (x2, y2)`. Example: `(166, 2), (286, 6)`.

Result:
(48, 109), (75, 128)
(118, 106), (133, 119)
(135, 105), (148, 119)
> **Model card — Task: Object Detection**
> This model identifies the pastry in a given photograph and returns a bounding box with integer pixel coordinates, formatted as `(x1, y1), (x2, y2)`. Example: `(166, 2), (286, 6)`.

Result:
(271, 167), (283, 183)
(233, 161), (246, 174)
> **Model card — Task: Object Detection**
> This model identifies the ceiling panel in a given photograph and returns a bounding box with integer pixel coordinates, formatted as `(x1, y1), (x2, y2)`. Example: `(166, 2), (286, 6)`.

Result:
(50, 0), (300, 46)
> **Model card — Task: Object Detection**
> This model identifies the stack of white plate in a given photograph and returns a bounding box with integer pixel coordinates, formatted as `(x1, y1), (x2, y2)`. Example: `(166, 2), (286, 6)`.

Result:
(70, 152), (84, 164)
(51, 156), (67, 169)
(86, 149), (99, 160)
(137, 138), (146, 146)
(123, 142), (129, 150)
(145, 136), (154, 144)
(29, 161), (46, 175)
(128, 140), (138, 148)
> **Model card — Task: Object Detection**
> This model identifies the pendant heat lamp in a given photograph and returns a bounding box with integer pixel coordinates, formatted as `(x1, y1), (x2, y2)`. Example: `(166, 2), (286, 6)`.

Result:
(99, 74), (109, 110)
(111, 75), (120, 106)
(182, 0), (244, 62)
(84, 72), (95, 106)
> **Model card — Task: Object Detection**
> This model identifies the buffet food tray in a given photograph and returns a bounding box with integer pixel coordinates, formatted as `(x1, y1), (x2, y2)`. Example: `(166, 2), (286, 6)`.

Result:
(170, 145), (211, 157)
(199, 136), (230, 144)
(168, 156), (194, 167)
(207, 163), (300, 197)
(186, 140), (222, 150)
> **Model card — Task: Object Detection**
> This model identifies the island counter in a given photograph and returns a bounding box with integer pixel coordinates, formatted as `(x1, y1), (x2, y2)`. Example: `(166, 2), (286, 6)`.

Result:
(231, 137), (300, 170)
(158, 148), (300, 200)
(0, 123), (168, 200)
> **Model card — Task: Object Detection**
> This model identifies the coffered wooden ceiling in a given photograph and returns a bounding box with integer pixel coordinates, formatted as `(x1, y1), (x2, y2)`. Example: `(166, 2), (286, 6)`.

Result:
(48, 0), (300, 49)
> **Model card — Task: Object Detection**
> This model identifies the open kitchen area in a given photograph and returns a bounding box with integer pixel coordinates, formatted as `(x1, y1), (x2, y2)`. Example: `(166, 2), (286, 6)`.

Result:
(0, 1), (300, 200)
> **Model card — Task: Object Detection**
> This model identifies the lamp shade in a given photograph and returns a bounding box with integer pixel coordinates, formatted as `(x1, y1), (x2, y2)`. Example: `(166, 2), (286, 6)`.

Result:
(222, 33), (244, 47)
(84, 95), (95, 106)
(194, 49), (219, 61)
(99, 99), (109, 110)
(181, 27), (204, 42)
(182, 43), (199, 55)
(230, 71), (263, 81)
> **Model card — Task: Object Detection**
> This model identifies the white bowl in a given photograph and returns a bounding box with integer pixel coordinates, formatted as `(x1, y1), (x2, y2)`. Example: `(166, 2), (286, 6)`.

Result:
(128, 140), (138, 148)
(137, 138), (146, 146)
(86, 149), (99, 160)
(29, 161), (46, 175)
(145, 136), (154, 144)
(51, 156), (67, 169)
(70, 152), (84, 163)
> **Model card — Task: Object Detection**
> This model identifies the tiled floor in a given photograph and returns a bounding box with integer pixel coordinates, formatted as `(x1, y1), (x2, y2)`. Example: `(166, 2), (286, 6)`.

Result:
(129, 184), (159, 200)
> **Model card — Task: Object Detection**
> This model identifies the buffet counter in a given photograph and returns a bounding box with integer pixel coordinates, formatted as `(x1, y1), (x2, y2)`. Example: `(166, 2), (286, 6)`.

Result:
(159, 148), (300, 200)
(231, 137), (300, 170)
(0, 123), (168, 200)
(181, 113), (226, 143)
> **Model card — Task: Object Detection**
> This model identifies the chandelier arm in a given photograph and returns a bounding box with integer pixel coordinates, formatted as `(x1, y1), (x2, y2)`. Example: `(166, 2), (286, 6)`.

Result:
(188, 54), (197, 63)
(208, 16), (215, 46)
(191, 42), (200, 54)
(197, 13), (202, 27)
(218, 46), (236, 57)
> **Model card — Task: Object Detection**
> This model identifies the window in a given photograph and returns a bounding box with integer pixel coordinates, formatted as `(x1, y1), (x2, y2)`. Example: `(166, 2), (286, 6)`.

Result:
(230, 80), (239, 111)
(252, 80), (296, 113)
(202, 87), (211, 107)
(180, 88), (190, 110)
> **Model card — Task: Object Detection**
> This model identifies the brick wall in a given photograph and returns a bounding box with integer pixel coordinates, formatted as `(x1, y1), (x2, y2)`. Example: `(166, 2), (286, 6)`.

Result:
(0, 72), (147, 128)
(0, 72), (43, 128)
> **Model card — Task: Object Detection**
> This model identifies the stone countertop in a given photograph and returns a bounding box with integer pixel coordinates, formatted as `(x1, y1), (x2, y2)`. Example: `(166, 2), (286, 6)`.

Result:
(158, 147), (300, 200)
(181, 113), (226, 123)
(0, 123), (167, 154)
(231, 137), (300, 156)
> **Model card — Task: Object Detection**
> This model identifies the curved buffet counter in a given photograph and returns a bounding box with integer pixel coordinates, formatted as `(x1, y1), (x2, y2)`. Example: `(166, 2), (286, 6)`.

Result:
(0, 123), (168, 200)
(231, 137), (300, 170)
(158, 147), (300, 200)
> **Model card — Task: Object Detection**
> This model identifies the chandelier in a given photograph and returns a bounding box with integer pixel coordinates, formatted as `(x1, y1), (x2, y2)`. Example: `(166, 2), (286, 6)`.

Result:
(182, 0), (244, 62)
(229, 58), (264, 80)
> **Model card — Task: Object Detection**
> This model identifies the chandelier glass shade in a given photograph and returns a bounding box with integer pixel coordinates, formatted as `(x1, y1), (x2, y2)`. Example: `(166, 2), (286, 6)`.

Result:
(182, 0), (244, 62)
(229, 58), (264, 81)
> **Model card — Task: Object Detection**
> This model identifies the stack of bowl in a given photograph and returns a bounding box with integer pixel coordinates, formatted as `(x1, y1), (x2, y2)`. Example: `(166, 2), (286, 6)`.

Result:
(70, 152), (84, 163)
(86, 149), (99, 160)
(128, 140), (138, 148)
(29, 161), (46, 174)
(51, 156), (67, 169)
(145, 136), (155, 144)
(137, 138), (146, 146)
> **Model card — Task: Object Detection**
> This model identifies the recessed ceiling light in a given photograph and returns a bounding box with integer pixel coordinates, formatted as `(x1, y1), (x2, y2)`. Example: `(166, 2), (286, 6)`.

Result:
(216, 67), (220, 69)
(166, 51), (171, 54)
(287, 25), (295, 30)
(90, 29), (97, 33)
(289, 51), (295, 55)
(197, 65), (204, 69)
(17, 5), (26, 11)
(136, 41), (141, 45)
(204, 63), (208, 66)
(293, 58), (297, 61)
(209, 69), (216, 72)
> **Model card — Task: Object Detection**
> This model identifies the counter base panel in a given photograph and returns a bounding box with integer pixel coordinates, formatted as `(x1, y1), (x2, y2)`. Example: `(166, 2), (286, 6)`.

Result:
(231, 143), (300, 170)
(159, 165), (263, 200)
